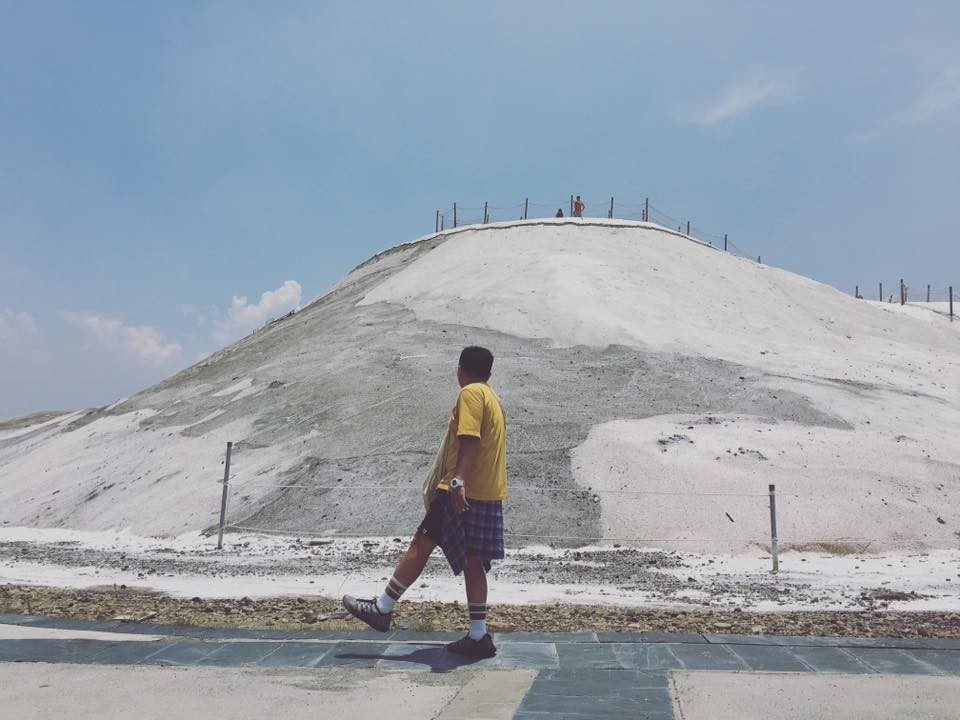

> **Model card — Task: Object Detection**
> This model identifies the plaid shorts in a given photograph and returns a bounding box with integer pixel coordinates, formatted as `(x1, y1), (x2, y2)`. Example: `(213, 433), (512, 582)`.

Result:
(417, 491), (505, 576)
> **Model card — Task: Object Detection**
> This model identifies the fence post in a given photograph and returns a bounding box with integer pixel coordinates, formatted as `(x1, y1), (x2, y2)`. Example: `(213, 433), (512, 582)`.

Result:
(855, 285), (859, 298)
(950, 286), (954, 320)
(724, 233), (728, 252)
(569, 195), (574, 216)
(927, 284), (931, 303)
(217, 441), (233, 550)
(879, 282), (883, 302)
(435, 210), (439, 233)
(768, 483), (779, 573)
(686, 220), (691, 236)
(900, 278), (905, 305)
(608, 197), (614, 219)
(758, 256), (761, 264)
(440, 214), (445, 231)
(453, 203), (458, 228)
(644, 197), (649, 222)
(524, 197), (528, 220)
(483, 201), (488, 224)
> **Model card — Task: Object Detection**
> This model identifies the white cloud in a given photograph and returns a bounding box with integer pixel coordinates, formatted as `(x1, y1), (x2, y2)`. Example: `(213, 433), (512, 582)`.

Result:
(62, 312), (182, 366)
(213, 280), (302, 343)
(856, 64), (960, 142)
(687, 76), (792, 126)
(0, 307), (40, 344)
(176, 302), (215, 328)
(906, 65), (960, 123)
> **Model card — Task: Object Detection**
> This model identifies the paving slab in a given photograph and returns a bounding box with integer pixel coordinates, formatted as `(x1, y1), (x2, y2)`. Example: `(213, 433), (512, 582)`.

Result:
(254, 641), (334, 667)
(376, 642), (496, 672)
(784, 646), (876, 674)
(595, 631), (644, 643)
(703, 632), (778, 646)
(25, 617), (128, 633)
(496, 641), (560, 670)
(283, 628), (389, 641)
(555, 641), (624, 669)
(770, 634), (941, 650)
(535, 667), (670, 691)
(904, 649), (960, 674)
(722, 644), (813, 672)
(0, 662), (463, 720)
(0, 623), (163, 642)
(671, 671), (960, 720)
(388, 630), (462, 643)
(0, 638), (139, 665)
(843, 647), (947, 675)
(317, 641), (400, 668)
(175, 627), (294, 641)
(516, 688), (671, 716)
(197, 641), (284, 667)
(138, 640), (220, 666)
(88, 640), (177, 665)
(626, 643), (687, 671)
(434, 669), (538, 720)
(826, 636), (944, 650)
(641, 631), (707, 644)
(668, 642), (746, 671)
(494, 631), (597, 644)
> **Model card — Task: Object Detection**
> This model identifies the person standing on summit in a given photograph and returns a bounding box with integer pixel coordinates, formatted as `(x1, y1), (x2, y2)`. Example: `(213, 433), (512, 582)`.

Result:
(343, 346), (508, 658)
(573, 195), (585, 217)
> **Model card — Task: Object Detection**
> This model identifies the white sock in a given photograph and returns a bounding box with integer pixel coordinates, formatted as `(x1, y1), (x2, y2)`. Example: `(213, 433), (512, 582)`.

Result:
(376, 592), (395, 614)
(469, 618), (487, 641)
(468, 602), (488, 640)
(376, 575), (407, 614)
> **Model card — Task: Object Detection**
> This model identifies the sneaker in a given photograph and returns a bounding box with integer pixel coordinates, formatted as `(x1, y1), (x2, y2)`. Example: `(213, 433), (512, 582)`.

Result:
(342, 595), (392, 632)
(446, 632), (497, 658)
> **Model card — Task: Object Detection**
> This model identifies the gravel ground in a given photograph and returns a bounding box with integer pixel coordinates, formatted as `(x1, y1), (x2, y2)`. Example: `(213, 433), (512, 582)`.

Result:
(3, 584), (959, 639)
(2, 536), (955, 616)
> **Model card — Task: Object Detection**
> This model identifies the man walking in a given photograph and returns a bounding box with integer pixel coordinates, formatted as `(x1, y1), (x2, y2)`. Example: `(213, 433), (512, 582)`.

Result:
(342, 346), (507, 658)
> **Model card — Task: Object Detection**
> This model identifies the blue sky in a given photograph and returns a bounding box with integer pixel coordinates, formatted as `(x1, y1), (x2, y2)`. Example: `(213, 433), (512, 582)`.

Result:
(2, 1), (959, 418)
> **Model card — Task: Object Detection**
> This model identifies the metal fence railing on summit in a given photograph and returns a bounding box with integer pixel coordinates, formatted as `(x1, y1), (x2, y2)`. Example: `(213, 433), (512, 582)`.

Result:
(432, 195), (760, 265)
(854, 280), (956, 318)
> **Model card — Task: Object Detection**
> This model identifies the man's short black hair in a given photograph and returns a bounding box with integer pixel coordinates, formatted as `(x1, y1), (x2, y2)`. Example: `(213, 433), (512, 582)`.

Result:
(459, 346), (493, 380)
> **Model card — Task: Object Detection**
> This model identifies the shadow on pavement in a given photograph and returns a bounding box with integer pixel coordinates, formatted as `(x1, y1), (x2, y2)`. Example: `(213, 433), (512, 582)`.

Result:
(335, 646), (488, 673)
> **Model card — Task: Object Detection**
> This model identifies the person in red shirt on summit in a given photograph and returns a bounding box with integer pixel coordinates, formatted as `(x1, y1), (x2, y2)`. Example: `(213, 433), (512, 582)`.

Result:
(573, 195), (585, 217)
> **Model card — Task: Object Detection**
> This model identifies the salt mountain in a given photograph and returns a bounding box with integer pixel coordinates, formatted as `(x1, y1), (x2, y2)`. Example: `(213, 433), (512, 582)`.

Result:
(1, 219), (958, 554)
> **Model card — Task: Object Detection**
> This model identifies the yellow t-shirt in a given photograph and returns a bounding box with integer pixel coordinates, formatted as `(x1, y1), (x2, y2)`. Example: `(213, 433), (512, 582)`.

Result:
(438, 382), (507, 501)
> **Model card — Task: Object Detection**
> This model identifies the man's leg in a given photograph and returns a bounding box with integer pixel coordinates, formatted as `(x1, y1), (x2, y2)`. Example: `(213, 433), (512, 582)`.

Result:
(463, 555), (489, 641)
(447, 555), (495, 655)
(381, 532), (437, 611)
(343, 532), (436, 631)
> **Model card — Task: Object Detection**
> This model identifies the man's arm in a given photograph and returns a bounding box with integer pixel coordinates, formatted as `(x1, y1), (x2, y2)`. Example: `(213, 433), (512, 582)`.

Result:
(451, 435), (480, 513)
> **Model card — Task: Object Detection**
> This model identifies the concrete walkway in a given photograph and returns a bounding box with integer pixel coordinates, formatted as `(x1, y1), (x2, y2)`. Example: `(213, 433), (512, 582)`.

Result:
(2, 614), (959, 719)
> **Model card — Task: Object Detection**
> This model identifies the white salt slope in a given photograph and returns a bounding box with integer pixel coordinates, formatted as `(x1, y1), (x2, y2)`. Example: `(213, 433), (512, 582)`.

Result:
(0, 409), (300, 535)
(364, 219), (960, 552)
(362, 220), (958, 389)
(571, 414), (960, 554)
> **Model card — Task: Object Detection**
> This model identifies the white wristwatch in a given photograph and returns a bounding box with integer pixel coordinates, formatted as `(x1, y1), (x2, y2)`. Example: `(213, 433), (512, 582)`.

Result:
(450, 478), (464, 490)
